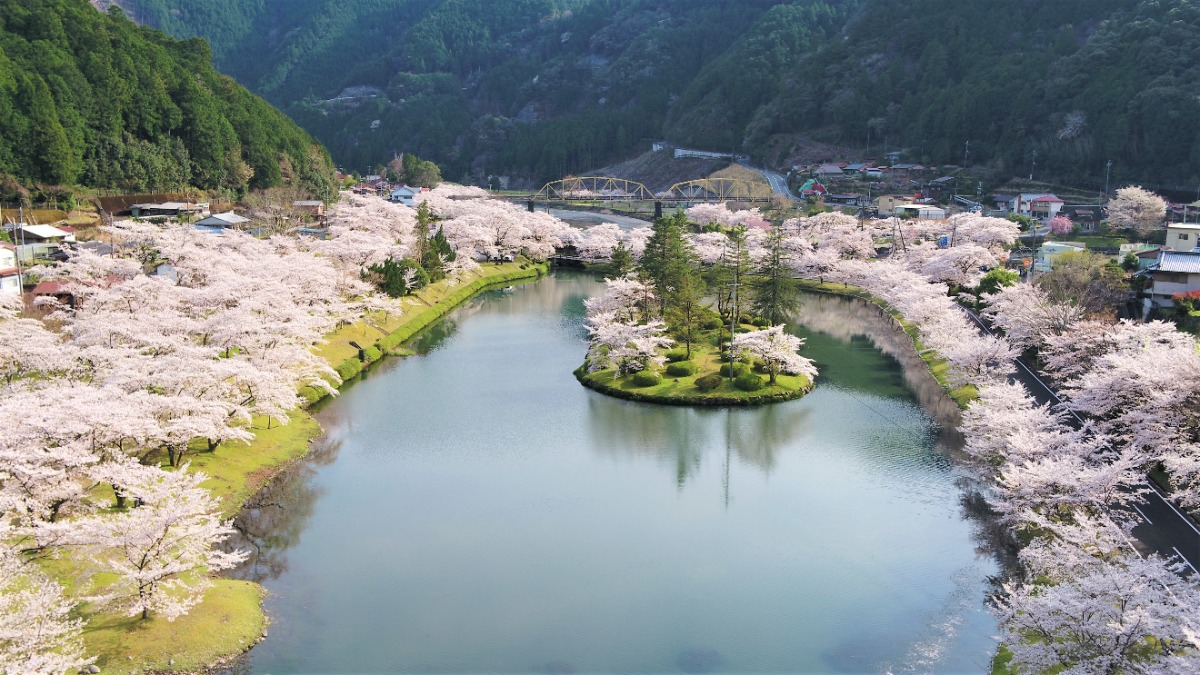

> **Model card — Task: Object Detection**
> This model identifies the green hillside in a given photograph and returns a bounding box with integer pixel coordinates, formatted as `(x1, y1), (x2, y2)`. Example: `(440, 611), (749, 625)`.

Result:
(105, 0), (1200, 190)
(0, 0), (333, 198)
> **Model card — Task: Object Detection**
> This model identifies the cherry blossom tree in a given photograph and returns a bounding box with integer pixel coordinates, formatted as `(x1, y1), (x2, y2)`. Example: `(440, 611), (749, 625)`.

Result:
(584, 312), (673, 375)
(947, 213), (1021, 253)
(997, 532), (1200, 674)
(1048, 214), (1074, 236)
(1107, 186), (1167, 231)
(982, 282), (1084, 351)
(731, 326), (817, 384)
(0, 535), (92, 674)
(68, 462), (247, 620)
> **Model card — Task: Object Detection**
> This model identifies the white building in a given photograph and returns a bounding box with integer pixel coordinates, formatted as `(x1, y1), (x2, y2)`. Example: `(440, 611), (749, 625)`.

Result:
(895, 204), (946, 219)
(194, 212), (252, 229)
(0, 243), (21, 295)
(1011, 193), (1064, 223)
(1165, 223), (1200, 252)
(1033, 241), (1085, 273)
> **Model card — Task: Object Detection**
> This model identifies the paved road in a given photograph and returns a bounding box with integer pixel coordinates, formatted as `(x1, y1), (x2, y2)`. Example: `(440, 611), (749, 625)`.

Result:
(737, 160), (798, 201)
(959, 306), (1200, 576)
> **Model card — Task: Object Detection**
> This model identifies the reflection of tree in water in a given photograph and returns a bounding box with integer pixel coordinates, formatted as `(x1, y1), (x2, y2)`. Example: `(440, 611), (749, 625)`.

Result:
(585, 397), (810, 487)
(223, 422), (344, 583)
(797, 292), (1017, 585)
(794, 292), (963, 444)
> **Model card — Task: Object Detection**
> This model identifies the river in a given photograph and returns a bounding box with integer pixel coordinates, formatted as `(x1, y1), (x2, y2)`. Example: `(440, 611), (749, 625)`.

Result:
(225, 272), (1002, 674)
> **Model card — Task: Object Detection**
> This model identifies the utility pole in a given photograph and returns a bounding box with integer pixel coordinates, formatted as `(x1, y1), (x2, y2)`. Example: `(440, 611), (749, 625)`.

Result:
(1030, 149), (1037, 181)
(1104, 159), (1112, 198)
(963, 140), (970, 167)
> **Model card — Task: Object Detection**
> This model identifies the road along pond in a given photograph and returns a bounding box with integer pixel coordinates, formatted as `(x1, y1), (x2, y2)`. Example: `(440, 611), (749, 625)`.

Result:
(224, 271), (1002, 674)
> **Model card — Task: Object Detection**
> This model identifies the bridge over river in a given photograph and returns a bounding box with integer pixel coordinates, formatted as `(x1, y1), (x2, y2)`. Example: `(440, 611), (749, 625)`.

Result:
(526, 176), (776, 209)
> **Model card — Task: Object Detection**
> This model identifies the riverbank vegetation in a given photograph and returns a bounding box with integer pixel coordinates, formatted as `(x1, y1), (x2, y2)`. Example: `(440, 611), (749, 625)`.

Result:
(0, 186), (566, 672)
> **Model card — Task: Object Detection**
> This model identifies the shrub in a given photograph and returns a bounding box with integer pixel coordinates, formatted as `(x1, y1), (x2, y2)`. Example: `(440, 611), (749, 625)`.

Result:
(694, 373), (722, 392)
(631, 370), (662, 387)
(665, 361), (697, 376)
(664, 349), (689, 362)
(718, 362), (747, 377)
(753, 317), (770, 328)
(734, 372), (764, 391)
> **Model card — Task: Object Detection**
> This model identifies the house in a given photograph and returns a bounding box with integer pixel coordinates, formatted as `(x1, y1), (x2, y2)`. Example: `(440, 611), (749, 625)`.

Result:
(16, 224), (74, 244)
(0, 243), (20, 295)
(1034, 241), (1085, 273)
(1165, 223), (1200, 252)
(925, 176), (956, 196)
(814, 163), (844, 177)
(292, 200), (326, 218)
(1011, 194), (1064, 223)
(864, 167), (884, 179)
(992, 194), (1017, 211)
(826, 193), (863, 206)
(390, 186), (420, 207)
(130, 202), (206, 218)
(194, 212), (252, 229)
(895, 204), (946, 220)
(1061, 205), (1104, 234)
(874, 194), (911, 216)
(843, 163), (866, 174)
(1143, 249), (1200, 316)
(1135, 246), (1167, 271)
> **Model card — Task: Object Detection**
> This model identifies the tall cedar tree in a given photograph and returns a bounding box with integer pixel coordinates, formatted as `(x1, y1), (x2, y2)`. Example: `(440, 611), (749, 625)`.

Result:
(638, 210), (697, 318)
(751, 222), (798, 326)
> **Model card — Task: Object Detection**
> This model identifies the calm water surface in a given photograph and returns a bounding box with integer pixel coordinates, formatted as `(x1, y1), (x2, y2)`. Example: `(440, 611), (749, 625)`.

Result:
(229, 273), (1000, 674)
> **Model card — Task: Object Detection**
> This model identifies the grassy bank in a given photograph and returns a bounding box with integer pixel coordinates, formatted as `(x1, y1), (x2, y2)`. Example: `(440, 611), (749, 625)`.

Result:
(75, 260), (547, 671)
(794, 278), (977, 408)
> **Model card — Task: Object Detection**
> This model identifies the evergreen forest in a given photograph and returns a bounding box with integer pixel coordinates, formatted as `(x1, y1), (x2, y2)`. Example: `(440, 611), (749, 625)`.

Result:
(0, 0), (335, 198)
(107, 0), (1200, 191)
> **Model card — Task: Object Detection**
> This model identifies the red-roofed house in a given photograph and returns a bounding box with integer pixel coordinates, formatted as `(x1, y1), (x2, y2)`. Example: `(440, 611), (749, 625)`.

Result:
(1012, 193), (1064, 223)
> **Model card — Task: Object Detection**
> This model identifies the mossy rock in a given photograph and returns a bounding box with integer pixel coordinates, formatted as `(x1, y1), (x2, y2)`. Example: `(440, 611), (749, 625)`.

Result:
(631, 370), (662, 387)
(665, 361), (697, 376)
(734, 372), (765, 391)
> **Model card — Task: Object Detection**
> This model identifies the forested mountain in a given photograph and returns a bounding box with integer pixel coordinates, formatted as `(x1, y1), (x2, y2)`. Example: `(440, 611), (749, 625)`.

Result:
(107, 0), (1200, 189)
(0, 0), (334, 198)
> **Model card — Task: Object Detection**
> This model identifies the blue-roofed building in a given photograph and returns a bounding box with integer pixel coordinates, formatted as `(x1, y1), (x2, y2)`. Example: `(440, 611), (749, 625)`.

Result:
(390, 186), (420, 207)
(1143, 249), (1200, 316)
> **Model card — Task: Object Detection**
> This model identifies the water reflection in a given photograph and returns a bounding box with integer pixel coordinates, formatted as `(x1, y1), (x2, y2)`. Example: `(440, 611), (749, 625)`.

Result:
(224, 414), (344, 583)
(794, 292), (964, 446)
(585, 398), (813, 487)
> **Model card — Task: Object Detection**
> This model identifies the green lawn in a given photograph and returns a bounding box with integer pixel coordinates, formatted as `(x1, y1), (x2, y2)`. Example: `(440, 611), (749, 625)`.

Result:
(79, 580), (266, 674)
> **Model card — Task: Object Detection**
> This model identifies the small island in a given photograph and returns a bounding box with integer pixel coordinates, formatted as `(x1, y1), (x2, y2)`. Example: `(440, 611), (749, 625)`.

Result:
(576, 211), (817, 406)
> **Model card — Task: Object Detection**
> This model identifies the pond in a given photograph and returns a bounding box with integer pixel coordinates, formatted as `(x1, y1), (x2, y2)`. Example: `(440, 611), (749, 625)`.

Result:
(226, 272), (1001, 674)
